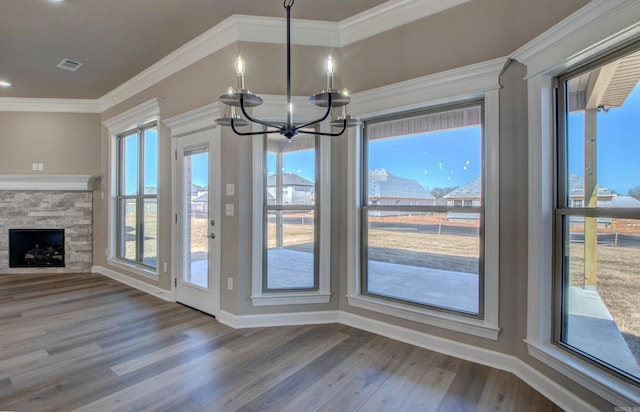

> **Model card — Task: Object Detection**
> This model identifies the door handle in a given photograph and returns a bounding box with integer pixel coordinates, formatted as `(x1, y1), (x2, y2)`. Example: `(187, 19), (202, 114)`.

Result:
(209, 233), (216, 239)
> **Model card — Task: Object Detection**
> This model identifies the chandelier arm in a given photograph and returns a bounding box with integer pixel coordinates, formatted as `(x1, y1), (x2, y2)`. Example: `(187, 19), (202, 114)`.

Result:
(293, 92), (334, 131)
(237, 96), (285, 132)
(297, 119), (348, 137)
(229, 120), (284, 136)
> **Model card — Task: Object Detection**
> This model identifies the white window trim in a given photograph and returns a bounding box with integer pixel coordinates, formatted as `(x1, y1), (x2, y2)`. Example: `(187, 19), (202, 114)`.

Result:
(251, 95), (331, 306)
(103, 97), (162, 278)
(513, 0), (640, 406)
(346, 58), (504, 340)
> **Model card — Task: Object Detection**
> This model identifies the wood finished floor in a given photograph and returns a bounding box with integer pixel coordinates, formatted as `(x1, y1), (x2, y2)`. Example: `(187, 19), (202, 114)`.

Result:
(0, 272), (563, 412)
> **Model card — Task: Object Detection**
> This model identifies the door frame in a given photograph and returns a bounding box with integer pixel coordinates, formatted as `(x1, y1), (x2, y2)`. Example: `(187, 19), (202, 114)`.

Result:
(170, 124), (221, 317)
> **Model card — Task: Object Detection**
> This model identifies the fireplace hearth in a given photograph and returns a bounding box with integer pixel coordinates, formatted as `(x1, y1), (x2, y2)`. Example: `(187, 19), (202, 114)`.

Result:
(9, 229), (65, 268)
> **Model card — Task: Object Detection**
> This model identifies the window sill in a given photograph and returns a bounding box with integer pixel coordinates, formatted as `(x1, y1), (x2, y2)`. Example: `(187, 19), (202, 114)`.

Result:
(347, 294), (499, 340)
(525, 340), (640, 406)
(107, 258), (159, 281)
(251, 291), (331, 306)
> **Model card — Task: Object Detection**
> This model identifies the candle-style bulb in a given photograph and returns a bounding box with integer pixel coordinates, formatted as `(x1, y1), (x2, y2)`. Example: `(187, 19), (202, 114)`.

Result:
(342, 88), (349, 97)
(235, 56), (245, 75)
(235, 56), (245, 90)
(326, 56), (335, 75)
(326, 56), (335, 91)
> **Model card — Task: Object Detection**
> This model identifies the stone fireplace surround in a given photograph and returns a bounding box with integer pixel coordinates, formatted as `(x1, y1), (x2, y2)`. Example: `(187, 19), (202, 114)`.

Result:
(0, 174), (98, 274)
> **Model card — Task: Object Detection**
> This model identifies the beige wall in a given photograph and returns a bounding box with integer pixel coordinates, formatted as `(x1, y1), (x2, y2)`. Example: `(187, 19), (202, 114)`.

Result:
(2, 0), (618, 408)
(0, 112), (100, 175)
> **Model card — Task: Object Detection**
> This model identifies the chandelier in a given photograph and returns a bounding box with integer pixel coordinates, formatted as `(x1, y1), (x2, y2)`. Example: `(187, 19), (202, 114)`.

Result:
(215, 0), (359, 139)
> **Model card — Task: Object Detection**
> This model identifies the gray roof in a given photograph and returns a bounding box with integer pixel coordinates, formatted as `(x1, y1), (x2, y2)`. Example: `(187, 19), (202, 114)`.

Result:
(368, 169), (434, 200)
(611, 196), (640, 208)
(569, 174), (613, 197)
(192, 193), (207, 203)
(444, 177), (481, 198)
(267, 173), (314, 187)
(442, 174), (616, 199)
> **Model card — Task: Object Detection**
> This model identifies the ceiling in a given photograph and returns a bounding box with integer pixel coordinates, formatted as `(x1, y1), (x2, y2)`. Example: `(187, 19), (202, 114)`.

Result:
(0, 0), (390, 99)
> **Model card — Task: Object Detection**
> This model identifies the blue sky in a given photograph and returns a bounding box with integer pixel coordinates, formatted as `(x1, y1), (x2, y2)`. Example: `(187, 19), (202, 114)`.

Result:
(267, 150), (315, 182)
(124, 129), (158, 194)
(263, 126), (481, 190)
(368, 127), (481, 190)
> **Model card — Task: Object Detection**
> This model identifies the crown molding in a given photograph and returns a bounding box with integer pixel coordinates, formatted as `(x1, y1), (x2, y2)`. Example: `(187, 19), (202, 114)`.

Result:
(0, 98), (101, 113)
(512, 0), (640, 78)
(97, 0), (470, 112)
(339, 0), (471, 46)
(163, 102), (224, 137)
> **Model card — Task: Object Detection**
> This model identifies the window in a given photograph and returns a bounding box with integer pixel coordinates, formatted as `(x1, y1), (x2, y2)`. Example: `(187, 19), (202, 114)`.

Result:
(517, 2), (640, 406)
(115, 122), (158, 269)
(361, 102), (484, 316)
(250, 105), (332, 306)
(264, 134), (318, 291)
(555, 45), (640, 384)
(346, 60), (500, 339)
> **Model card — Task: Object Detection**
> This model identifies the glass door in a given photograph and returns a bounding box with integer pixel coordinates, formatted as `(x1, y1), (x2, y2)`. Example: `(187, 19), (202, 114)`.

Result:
(183, 147), (209, 289)
(175, 131), (219, 316)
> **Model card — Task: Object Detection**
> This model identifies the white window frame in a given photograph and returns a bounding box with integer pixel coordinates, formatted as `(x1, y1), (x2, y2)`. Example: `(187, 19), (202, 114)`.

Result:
(514, 0), (640, 406)
(251, 96), (331, 306)
(347, 59), (503, 340)
(103, 98), (162, 279)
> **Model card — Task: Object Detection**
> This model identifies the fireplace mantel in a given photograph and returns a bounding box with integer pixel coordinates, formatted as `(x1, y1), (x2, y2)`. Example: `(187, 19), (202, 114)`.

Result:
(0, 174), (100, 191)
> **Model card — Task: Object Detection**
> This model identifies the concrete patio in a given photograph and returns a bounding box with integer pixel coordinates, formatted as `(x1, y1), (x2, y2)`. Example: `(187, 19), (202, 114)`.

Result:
(185, 248), (640, 378)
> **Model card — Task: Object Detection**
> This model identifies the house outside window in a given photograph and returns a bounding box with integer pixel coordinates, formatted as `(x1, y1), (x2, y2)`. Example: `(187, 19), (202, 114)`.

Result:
(264, 134), (318, 291)
(361, 102), (484, 316)
(555, 45), (640, 385)
(115, 122), (158, 269)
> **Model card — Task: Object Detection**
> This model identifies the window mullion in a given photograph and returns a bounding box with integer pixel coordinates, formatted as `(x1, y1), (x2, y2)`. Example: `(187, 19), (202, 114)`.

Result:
(137, 128), (145, 265)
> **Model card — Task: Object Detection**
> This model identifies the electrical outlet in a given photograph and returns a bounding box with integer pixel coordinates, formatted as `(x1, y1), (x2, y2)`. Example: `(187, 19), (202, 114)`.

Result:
(227, 277), (233, 290)
(226, 183), (235, 196)
(225, 204), (234, 216)
(32, 163), (38, 171)
(38, 163), (44, 171)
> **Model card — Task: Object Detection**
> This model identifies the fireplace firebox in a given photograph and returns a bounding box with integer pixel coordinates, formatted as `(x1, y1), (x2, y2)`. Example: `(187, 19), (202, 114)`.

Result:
(9, 229), (65, 268)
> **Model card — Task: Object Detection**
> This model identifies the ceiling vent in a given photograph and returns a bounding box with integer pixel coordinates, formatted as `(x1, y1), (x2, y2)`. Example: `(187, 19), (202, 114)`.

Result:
(56, 58), (84, 72)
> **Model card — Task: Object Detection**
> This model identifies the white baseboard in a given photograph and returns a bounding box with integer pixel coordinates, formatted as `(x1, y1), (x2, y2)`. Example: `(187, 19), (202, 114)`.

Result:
(218, 309), (339, 329)
(93, 267), (596, 412)
(92, 265), (173, 302)
(512, 355), (598, 412)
